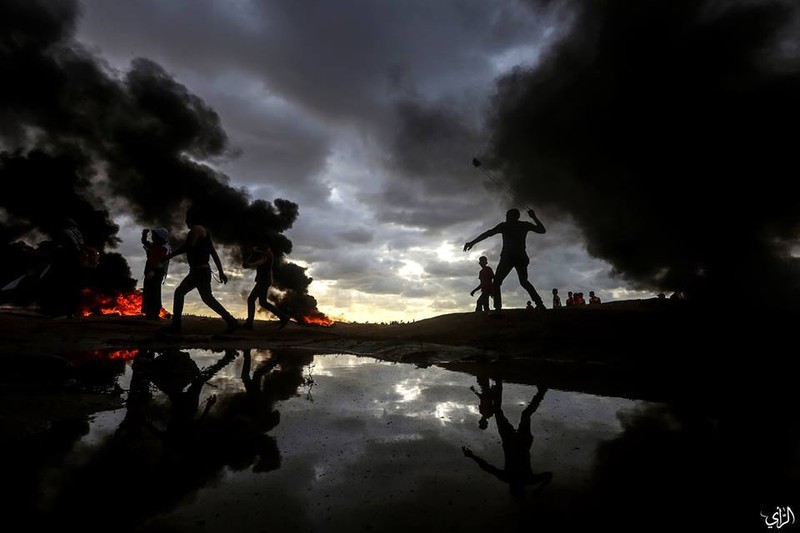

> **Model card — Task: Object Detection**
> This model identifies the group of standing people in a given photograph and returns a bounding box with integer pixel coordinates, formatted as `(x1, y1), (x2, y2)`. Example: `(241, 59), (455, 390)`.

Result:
(550, 288), (601, 308)
(564, 290), (601, 306)
(141, 206), (290, 334)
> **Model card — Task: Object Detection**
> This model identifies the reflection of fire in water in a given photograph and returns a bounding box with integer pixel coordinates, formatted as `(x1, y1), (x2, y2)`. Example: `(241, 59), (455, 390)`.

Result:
(80, 288), (169, 318)
(69, 348), (140, 365)
(300, 309), (334, 327)
(108, 349), (140, 360)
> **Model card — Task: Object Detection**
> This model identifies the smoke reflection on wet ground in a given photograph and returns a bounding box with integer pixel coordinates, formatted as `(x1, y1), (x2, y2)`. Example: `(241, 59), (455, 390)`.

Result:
(25, 348), (736, 531)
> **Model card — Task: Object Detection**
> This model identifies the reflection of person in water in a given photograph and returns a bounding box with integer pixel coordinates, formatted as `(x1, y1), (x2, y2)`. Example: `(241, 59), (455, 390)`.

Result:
(203, 348), (314, 476)
(462, 381), (552, 497)
(470, 372), (499, 430)
(155, 349), (236, 440)
(43, 348), (237, 531)
(237, 349), (284, 472)
(114, 349), (158, 448)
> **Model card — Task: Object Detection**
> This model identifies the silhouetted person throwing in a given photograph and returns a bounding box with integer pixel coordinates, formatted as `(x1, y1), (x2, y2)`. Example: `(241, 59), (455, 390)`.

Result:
(163, 207), (239, 333)
(462, 380), (552, 498)
(464, 208), (546, 316)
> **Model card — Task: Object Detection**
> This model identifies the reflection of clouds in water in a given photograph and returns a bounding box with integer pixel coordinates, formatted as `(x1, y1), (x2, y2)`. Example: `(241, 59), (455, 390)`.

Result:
(375, 433), (424, 444)
(71, 349), (665, 531)
(433, 401), (466, 425)
(498, 381), (642, 435)
(393, 378), (422, 403)
(307, 353), (384, 376)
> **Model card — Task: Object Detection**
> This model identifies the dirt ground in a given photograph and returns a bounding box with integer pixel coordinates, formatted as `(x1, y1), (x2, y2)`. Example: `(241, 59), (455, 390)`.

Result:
(0, 297), (700, 360)
(0, 298), (704, 401)
(1, 296), (794, 444)
(1, 298), (698, 446)
(0, 297), (792, 403)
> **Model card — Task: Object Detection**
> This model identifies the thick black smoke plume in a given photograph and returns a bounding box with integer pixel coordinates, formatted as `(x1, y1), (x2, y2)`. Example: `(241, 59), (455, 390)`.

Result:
(486, 0), (800, 305)
(0, 0), (320, 316)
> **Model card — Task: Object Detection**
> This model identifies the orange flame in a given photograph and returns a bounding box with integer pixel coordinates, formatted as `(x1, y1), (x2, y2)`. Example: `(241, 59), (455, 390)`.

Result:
(80, 288), (169, 318)
(300, 309), (335, 327)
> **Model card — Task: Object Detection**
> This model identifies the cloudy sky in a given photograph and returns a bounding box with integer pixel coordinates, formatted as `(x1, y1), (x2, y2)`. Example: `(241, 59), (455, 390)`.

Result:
(70, 0), (640, 322)
(5, 0), (798, 323)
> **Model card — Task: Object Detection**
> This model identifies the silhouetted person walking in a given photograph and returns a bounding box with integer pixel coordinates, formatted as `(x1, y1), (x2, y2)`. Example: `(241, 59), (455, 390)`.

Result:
(163, 207), (239, 333)
(242, 239), (290, 330)
(464, 208), (546, 315)
(469, 255), (494, 312)
(462, 381), (552, 498)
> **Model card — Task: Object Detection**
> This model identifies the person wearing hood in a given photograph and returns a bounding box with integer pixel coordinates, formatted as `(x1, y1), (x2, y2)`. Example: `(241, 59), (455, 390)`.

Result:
(141, 227), (171, 320)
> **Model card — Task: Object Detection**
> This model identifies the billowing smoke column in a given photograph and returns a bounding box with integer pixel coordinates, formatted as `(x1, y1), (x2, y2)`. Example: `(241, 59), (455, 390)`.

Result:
(0, 0), (321, 317)
(485, 0), (800, 306)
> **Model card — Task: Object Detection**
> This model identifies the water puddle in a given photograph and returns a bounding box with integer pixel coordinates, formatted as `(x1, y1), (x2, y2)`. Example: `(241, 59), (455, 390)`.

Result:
(28, 348), (728, 531)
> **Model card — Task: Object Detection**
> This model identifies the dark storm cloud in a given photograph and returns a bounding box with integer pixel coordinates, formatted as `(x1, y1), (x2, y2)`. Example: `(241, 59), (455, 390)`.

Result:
(203, 86), (332, 200)
(337, 228), (373, 245)
(363, 180), (487, 233)
(388, 98), (483, 189)
(308, 251), (406, 292)
(77, 0), (554, 230)
(424, 259), (470, 279)
(79, 0), (547, 122)
(485, 0), (800, 304)
(72, 0), (598, 320)
(0, 0), (321, 314)
(373, 97), (488, 226)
